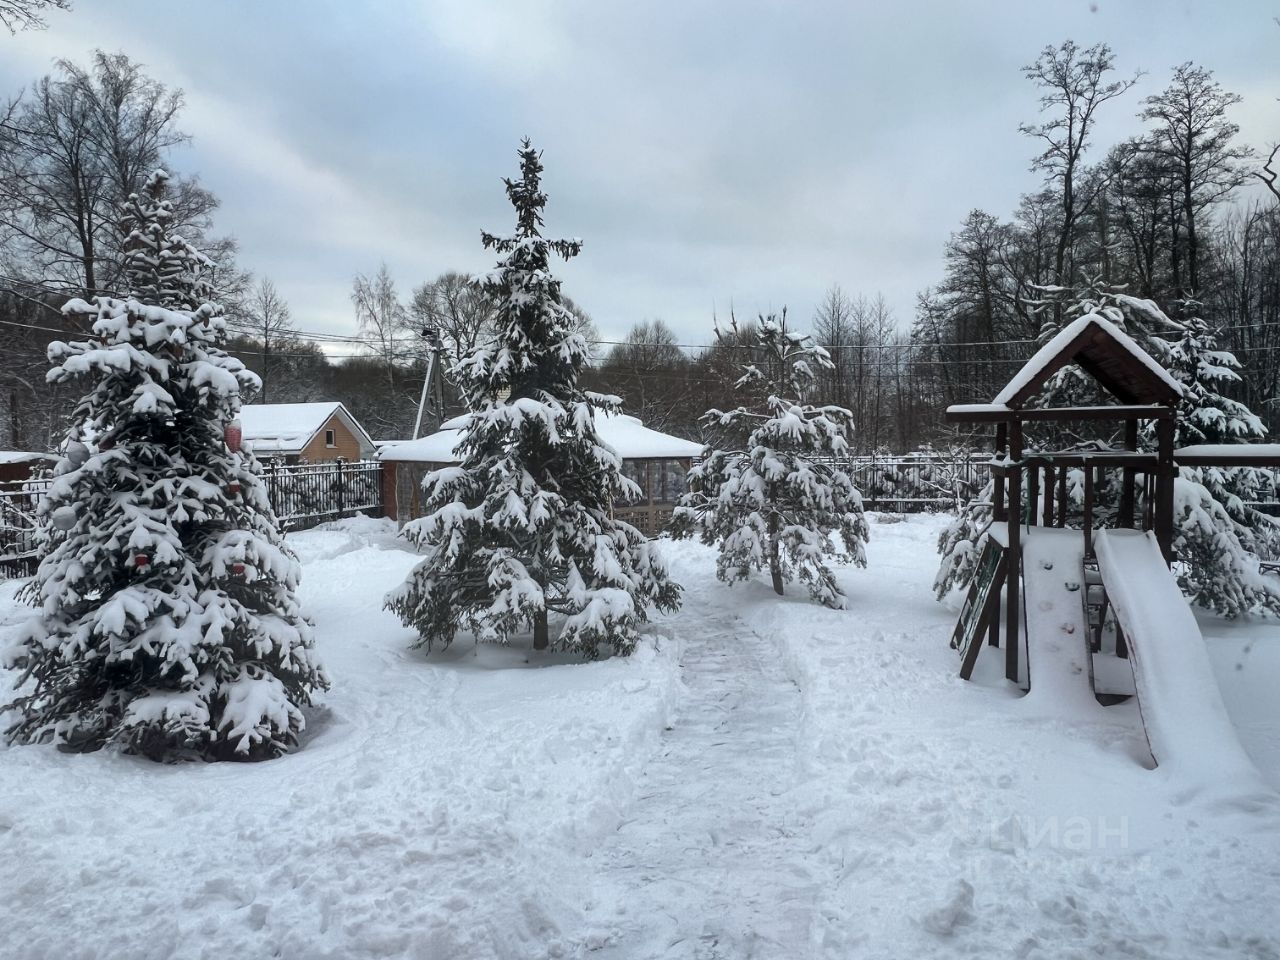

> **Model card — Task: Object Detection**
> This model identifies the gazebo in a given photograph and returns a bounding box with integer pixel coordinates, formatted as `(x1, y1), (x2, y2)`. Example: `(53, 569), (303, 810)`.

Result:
(378, 412), (703, 536)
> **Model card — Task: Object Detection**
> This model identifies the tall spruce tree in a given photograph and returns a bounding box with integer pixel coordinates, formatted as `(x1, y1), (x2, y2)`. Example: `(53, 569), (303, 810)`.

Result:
(672, 312), (870, 608)
(2, 170), (328, 761)
(385, 141), (681, 657)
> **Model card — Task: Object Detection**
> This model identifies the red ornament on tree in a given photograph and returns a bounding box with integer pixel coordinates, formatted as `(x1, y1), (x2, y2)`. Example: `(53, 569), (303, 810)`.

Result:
(134, 554), (149, 568)
(225, 419), (242, 454)
(227, 482), (241, 496)
(230, 562), (245, 577)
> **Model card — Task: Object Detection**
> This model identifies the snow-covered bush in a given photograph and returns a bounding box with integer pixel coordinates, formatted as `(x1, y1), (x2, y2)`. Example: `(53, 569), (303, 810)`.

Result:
(2, 171), (328, 761)
(672, 312), (869, 607)
(933, 478), (993, 599)
(385, 141), (681, 657)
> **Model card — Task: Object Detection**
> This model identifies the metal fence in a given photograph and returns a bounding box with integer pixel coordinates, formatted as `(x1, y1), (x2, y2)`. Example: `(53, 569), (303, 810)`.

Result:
(837, 452), (993, 512)
(0, 460), (384, 578)
(0, 481), (49, 578)
(262, 459), (383, 531)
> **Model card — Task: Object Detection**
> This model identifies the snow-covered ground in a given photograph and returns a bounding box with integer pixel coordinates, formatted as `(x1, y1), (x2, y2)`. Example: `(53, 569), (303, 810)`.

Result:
(1, 514), (1277, 959)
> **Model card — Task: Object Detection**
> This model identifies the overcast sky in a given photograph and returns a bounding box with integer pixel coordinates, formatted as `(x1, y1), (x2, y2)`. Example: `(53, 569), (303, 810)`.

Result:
(2, 0), (1277, 350)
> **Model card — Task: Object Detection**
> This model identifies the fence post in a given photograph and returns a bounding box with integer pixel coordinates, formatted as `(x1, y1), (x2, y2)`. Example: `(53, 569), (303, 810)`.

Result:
(335, 458), (346, 517)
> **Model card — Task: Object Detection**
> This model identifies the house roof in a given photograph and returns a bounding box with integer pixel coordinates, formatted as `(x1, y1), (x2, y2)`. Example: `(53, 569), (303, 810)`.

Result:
(993, 313), (1183, 408)
(379, 411), (703, 464)
(238, 402), (376, 457)
(0, 451), (55, 466)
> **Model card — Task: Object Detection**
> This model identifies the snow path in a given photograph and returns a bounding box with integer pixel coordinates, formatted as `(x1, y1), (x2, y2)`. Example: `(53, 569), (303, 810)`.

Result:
(587, 620), (821, 958)
(2, 515), (1279, 959)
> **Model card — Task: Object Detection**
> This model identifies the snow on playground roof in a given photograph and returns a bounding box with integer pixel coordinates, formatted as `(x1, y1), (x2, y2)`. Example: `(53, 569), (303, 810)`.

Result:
(379, 411), (704, 464)
(239, 402), (375, 456)
(993, 313), (1183, 408)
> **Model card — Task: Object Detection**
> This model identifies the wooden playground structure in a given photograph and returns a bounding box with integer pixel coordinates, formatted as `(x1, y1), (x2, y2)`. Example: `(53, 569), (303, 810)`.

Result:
(943, 312), (1280, 784)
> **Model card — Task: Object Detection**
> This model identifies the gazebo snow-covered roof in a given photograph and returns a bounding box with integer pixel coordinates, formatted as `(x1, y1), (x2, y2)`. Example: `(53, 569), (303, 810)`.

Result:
(380, 411), (703, 535)
(378, 411), (703, 464)
(238, 402), (375, 459)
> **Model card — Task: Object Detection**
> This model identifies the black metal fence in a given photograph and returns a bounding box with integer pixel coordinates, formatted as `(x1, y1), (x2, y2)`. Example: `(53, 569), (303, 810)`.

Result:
(838, 452), (993, 512)
(0, 482), (48, 578)
(0, 460), (384, 578)
(262, 459), (383, 532)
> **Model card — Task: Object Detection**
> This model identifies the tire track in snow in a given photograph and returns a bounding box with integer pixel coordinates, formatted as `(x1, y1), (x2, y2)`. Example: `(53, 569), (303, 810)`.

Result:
(582, 618), (826, 959)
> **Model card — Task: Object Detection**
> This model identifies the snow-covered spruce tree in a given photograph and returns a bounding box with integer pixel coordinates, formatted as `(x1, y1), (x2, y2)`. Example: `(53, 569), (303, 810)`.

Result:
(1163, 309), (1280, 615)
(385, 141), (681, 657)
(672, 312), (869, 607)
(2, 170), (328, 761)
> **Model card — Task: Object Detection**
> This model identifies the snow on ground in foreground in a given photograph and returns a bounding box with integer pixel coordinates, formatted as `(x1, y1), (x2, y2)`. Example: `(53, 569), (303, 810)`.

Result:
(0, 513), (1277, 959)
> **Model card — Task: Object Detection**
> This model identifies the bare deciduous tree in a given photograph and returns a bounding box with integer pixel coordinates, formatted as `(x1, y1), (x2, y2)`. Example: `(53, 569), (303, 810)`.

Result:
(1259, 144), (1280, 204)
(409, 271), (497, 369)
(351, 264), (409, 386)
(1140, 63), (1252, 294)
(602, 318), (690, 430)
(0, 0), (69, 33)
(242, 278), (297, 404)
(1020, 41), (1138, 306)
(0, 52), (219, 298)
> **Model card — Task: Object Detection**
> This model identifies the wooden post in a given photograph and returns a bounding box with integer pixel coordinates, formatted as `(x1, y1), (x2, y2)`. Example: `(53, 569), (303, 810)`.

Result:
(994, 422), (1007, 522)
(1027, 463), (1040, 526)
(988, 586), (1002, 648)
(1043, 465), (1055, 528)
(381, 459), (398, 522)
(1083, 459), (1094, 559)
(1005, 418), (1022, 684)
(1119, 420), (1137, 529)
(1057, 466), (1068, 527)
(1155, 416), (1175, 562)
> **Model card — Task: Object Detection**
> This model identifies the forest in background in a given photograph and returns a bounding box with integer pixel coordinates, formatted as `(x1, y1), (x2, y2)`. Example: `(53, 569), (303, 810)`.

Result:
(2, 41), (1278, 454)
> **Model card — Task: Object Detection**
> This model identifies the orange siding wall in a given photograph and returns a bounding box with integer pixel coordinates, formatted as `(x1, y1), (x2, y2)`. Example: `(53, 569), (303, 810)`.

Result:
(300, 416), (365, 462)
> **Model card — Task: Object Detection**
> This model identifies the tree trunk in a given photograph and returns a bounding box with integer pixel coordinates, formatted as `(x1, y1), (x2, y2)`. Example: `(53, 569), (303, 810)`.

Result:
(767, 511), (784, 596)
(1184, 173), (1199, 295)
(533, 608), (549, 650)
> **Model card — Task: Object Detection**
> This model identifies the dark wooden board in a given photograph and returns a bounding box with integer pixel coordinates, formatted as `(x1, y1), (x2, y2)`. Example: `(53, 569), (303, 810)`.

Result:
(951, 539), (1009, 681)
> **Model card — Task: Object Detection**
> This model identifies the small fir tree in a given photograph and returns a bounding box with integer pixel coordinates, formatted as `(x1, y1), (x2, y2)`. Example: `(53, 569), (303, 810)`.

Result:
(672, 312), (869, 607)
(385, 141), (681, 657)
(2, 170), (328, 761)
(1163, 309), (1280, 615)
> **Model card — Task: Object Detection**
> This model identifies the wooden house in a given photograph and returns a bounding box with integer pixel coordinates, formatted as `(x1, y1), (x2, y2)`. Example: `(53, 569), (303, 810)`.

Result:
(379, 412), (703, 535)
(239, 402), (376, 464)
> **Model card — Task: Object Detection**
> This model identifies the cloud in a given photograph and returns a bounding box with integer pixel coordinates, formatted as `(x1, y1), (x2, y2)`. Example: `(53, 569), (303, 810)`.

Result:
(1, 0), (1276, 346)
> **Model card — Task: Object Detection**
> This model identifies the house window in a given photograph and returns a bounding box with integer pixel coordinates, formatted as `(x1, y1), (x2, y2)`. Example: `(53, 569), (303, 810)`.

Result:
(325, 429), (336, 448)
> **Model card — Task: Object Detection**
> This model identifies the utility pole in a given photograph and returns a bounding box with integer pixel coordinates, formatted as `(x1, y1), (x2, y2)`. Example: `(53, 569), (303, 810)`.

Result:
(412, 325), (445, 440)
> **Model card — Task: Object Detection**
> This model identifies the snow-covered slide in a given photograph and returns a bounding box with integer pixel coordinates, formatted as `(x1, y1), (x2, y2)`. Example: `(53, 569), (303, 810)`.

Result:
(1020, 528), (1104, 717)
(1095, 529), (1272, 804)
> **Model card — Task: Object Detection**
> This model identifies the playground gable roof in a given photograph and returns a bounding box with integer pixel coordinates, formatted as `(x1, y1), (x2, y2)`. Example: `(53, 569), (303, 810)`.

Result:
(993, 313), (1183, 409)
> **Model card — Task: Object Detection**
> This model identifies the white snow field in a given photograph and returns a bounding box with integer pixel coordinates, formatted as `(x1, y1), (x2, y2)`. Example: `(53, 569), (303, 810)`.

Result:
(1, 513), (1279, 959)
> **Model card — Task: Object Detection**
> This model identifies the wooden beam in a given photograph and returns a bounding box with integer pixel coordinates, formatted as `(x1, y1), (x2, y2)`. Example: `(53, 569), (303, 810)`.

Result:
(993, 422), (1007, 523)
(1155, 418), (1175, 562)
(1022, 451), (1158, 469)
(946, 404), (1173, 424)
(1006, 418), (1023, 684)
